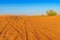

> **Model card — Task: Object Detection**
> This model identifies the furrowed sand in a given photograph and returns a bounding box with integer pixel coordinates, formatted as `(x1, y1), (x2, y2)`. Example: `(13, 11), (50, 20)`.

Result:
(0, 15), (60, 40)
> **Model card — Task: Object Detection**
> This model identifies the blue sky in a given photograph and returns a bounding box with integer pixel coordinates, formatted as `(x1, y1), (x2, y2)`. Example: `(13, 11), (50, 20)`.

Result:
(0, 0), (60, 15)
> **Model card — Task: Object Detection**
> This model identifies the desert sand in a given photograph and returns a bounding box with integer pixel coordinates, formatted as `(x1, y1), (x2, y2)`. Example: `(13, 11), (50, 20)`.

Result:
(0, 15), (60, 40)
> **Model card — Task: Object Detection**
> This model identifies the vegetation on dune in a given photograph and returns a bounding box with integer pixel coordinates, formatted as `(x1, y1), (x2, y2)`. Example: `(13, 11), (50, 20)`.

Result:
(41, 15), (45, 16)
(46, 10), (57, 16)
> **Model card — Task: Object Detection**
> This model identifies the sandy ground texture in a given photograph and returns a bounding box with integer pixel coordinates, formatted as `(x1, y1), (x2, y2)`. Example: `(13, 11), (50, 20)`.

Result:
(0, 15), (60, 40)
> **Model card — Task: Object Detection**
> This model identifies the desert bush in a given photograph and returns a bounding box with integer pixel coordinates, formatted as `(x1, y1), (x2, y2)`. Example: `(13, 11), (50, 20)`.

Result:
(41, 15), (45, 16)
(46, 10), (57, 16)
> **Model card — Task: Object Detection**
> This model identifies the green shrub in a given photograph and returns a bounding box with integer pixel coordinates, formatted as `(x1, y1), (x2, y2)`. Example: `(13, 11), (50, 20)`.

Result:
(46, 10), (57, 16)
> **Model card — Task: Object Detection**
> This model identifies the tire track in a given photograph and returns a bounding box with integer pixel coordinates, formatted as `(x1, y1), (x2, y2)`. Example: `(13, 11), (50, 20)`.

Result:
(31, 21), (52, 40)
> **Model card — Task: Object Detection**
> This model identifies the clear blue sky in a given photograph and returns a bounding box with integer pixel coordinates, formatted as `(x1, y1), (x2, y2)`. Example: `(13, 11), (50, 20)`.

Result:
(0, 0), (60, 15)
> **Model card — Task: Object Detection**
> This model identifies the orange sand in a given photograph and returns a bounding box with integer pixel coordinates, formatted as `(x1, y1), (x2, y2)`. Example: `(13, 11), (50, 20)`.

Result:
(0, 15), (60, 40)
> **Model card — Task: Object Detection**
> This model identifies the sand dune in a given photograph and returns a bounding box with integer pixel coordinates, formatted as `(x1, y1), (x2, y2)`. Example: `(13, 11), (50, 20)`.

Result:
(0, 15), (60, 40)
